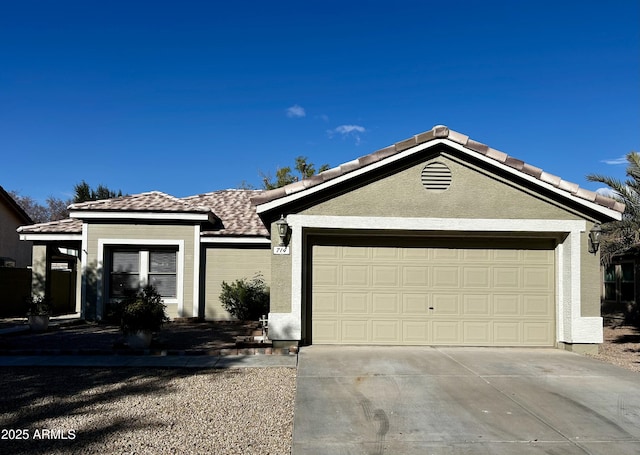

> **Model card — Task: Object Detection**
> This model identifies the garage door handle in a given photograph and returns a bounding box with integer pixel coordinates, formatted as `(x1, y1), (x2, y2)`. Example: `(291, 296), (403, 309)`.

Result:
(429, 307), (434, 310)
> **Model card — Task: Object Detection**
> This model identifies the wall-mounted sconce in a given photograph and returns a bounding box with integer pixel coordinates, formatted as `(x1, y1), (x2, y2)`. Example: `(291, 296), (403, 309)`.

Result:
(588, 223), (602, 254)
(275, 215), (289, 246)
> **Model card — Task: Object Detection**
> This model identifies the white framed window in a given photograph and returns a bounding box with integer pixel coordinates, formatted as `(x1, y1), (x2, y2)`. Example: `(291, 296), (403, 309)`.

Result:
(109, 248), (178, 300)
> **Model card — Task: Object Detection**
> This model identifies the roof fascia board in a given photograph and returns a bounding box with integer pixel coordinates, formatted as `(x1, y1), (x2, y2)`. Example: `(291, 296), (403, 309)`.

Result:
(69, 210), (213, 222)
(256, 140), (437, 214)
(19, 233), (82, 241)
(200, 237), (270, 244)
(442, 140), (622, 221)
(257, 138), (622, 221)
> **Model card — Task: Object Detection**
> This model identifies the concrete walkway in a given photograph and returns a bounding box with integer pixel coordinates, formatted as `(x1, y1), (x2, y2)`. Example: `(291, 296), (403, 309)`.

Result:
(293, 346), (640, 455)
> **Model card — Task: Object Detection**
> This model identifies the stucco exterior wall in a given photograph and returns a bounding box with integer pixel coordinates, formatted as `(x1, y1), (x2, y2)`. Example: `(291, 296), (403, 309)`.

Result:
(86, 223), (197, 319)
(270, 229), (292, 313)
(0, 203), (31, 267)
(581, 222), (602, 318)
(203, 245), (271, 320)
(301, 155), (582, 221)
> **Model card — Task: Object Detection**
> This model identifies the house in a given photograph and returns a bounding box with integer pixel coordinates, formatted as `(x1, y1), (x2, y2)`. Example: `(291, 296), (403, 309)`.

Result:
(0, 185), (32, 267)
(602, 248), (638, 320)
(17, 125), (624, 353)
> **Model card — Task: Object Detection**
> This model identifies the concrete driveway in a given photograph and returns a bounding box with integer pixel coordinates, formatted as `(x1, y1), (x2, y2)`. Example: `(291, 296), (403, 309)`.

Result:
(292, 346), (640, 455)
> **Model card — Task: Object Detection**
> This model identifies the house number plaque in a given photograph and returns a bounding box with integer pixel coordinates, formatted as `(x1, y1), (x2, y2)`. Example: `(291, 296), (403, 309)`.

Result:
(273, 246), (290, 255)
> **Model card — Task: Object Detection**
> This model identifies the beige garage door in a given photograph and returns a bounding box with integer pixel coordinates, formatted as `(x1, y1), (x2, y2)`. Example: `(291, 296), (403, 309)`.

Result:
(312, 244), (555, 346)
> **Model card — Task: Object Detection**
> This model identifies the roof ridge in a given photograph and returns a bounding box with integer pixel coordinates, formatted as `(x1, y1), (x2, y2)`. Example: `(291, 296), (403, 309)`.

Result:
(251, 125), (625, 214)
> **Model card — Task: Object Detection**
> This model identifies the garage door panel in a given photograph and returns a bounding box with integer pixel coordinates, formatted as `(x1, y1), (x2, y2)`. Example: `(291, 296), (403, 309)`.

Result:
(432, 321), (461, 344)
(402, 294), (430, 313)
(372, 247), (399, 259)
(523, 267), (553, 289)
(463, 295), (490, 315)
(372, 266), (399, 286)
(493, 295), (521, 316)
(463, 322), (491, 344)
(494, 322), (520, 344)
(432, 249), (460, 260)
(523, 295), (553, 316)
(402, 248), (429, 260)
(494, 249), (520, 261)
(342, 320), (368, 343)
(312, 244), (554, 346)
(372, 293), (400, 313)
(523, 250), (553, 263)
(463, 249), (491, 261)
(341, 293), (369, 314)
(463, 267), (491, 288)
(494, 267), (521, 288)
(313, 320), (340, 343)
(402, 321), (429, 343)
(314, 293), (339, 314)
(432, 267), (459, 287)
(523, 322), (553, 344)
(402, 266), (429, 286)
(432, 294), (460, 314)
(343, 266), (369, 286)
(313, 265), (339, 286)
(342, 246), (369, 259)
(372, 320), (400, 343)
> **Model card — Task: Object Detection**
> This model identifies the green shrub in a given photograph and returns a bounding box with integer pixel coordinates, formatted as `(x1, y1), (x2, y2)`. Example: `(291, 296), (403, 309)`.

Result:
(219, 275), (269, 321)
(118, 285), (169, 334)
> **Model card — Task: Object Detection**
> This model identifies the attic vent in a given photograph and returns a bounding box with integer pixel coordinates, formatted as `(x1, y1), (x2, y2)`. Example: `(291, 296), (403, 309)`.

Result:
(421, 162), (452, 191)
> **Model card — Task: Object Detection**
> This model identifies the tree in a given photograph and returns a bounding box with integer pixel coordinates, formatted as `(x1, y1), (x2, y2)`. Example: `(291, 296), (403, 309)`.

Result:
(73, 181), (123, 203)
(586, 151), (640, 264)
(259, 156), (330, 190)
(9, 191), (70, 224)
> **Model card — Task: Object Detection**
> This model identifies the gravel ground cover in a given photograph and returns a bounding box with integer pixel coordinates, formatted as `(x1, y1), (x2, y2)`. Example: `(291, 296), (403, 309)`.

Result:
(587, 324), (640, 373)
(0, 367), (296, 455)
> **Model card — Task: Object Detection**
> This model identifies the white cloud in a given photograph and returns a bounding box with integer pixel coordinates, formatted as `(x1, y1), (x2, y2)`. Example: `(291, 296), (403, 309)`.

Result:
(601, 155), (627, 165)
(329, 124), (366, 144)
(286, 105), (306, 118)
(596, 187), (619, 198)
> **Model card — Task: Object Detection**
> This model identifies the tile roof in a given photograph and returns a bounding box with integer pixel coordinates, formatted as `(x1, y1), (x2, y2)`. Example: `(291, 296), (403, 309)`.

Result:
(183, 189), (269, 237)
(69, 191), (212, 213)
(20, 190), (269, 237)
(251, 125), (626, 214)
(17, 218), (82, 234)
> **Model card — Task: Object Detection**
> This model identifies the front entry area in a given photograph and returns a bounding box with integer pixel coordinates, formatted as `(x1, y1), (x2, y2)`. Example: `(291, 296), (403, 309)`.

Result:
(311, 237), (555, 346)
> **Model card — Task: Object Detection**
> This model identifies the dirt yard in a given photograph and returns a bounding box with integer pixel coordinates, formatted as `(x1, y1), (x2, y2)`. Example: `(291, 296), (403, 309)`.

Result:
(587, 324), (640, 373)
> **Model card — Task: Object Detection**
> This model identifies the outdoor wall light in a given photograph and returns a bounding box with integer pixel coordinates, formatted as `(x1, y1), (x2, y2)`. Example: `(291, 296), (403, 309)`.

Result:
(275, 215), (290, 246)
(588, 223), (602, 254)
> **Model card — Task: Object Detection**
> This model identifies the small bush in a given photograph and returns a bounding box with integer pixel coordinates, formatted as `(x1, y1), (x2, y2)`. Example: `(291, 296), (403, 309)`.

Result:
(219, 275), (269, 321)
(117, 285), (169, 334)
(26, 295), (51, 316)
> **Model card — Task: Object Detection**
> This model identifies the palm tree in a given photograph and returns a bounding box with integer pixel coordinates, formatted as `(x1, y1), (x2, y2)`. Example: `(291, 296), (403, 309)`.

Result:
(587, 151), (640, 264)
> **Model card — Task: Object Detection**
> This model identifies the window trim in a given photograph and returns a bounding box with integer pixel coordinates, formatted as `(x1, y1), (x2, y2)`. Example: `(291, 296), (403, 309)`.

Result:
(97, 239), (184, 320)
(108, 248), (178, 300)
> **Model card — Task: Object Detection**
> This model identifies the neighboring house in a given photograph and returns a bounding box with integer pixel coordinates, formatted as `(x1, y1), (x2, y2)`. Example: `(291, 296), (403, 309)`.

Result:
(0, 185), (32, 267)
(18, 125), (624, 353)
(602, 248), (638, 317)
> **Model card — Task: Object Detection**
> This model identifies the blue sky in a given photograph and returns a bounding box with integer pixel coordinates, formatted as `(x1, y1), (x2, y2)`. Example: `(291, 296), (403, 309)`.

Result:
(1, 0), (638, 204)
